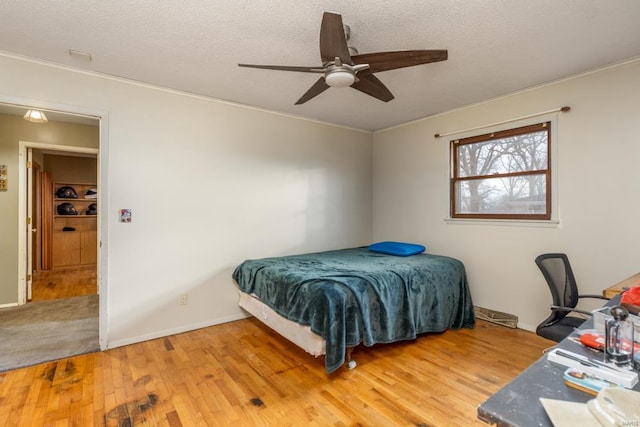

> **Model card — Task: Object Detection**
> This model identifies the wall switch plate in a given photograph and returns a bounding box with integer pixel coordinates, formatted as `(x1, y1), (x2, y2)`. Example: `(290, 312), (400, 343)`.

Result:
(120, 209), (132, 222)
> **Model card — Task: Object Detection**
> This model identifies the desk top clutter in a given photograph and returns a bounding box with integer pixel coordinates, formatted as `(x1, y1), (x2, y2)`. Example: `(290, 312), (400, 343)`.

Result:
(621, 286), (640, 315)
(478, 281), (640, 427)
(602, 273), (640, 299)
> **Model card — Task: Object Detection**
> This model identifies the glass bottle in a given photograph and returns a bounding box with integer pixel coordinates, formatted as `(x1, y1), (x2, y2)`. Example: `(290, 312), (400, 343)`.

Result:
(604, 305), (634, 369)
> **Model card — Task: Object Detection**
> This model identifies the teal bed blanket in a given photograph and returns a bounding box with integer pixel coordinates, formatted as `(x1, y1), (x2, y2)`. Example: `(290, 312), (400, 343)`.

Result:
(232, 247), (475, 374)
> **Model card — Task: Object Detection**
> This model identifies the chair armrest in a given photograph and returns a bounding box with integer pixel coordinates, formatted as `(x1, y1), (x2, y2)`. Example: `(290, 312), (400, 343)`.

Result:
(578, 294), (610, 300)
(550, 305), (593, 316)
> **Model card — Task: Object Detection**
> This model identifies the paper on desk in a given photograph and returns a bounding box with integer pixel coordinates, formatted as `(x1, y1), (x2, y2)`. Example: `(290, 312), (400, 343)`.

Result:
(541, 389), (640, 427)
(539, 398), (601, 427)
(588, 388), (640, 427)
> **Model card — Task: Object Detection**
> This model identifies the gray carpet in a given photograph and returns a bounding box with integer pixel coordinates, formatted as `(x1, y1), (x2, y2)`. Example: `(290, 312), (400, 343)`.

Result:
(0, 294), (99, 372)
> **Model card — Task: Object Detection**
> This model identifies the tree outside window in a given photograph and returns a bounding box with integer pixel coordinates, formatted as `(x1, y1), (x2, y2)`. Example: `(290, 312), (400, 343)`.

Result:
(450, 122), (551, 220)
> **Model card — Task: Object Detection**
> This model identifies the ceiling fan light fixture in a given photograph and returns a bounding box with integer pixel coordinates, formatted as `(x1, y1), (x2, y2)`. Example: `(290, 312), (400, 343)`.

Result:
(23, 109), (48, 123)
(325, 70), (354, 87)
(237, 12), (447, 104)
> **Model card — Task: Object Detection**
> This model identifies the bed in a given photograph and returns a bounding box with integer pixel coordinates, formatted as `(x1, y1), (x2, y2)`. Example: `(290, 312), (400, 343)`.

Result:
(232, 246), (475, 374)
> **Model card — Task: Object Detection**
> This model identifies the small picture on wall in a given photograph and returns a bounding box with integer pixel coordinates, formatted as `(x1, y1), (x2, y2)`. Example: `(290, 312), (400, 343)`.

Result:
(120, 209), (132, 223)
(0, 165), (7, 191)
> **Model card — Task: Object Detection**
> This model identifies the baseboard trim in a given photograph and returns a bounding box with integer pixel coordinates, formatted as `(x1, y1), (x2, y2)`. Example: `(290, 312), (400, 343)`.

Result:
(106, 313), (249, 349)
(515, 322), (536, 333)
(0, 302), (19, 309)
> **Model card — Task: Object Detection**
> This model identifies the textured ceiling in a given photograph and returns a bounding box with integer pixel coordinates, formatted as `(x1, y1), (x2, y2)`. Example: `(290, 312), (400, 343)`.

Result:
(1, 1), (640, 131)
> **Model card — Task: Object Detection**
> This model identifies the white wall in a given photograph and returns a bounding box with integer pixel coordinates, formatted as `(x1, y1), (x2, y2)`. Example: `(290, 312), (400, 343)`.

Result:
(372, 59), (640, 330)
(0, 54), (372, 347)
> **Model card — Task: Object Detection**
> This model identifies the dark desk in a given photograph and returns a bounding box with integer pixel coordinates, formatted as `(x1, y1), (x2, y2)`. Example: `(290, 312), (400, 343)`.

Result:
(477, 298), (640, 426)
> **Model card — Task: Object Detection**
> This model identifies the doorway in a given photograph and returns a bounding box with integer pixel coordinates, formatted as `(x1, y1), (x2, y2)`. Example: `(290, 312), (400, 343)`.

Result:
(19, 142), (100, 305)
(28, 150), (98, 303)
(0, 102), (107, 370)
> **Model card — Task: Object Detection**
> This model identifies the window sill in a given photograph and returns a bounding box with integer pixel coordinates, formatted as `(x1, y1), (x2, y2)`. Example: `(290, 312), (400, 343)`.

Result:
(444, 218), (560, 228)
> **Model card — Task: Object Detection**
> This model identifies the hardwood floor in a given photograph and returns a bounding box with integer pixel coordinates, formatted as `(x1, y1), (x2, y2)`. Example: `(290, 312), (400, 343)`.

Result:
(31, 265), (97, 301)
(0, 316), (554, 426)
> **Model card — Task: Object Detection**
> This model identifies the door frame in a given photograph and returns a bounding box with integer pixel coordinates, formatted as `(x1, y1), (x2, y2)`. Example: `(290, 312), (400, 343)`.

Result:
(25, 148), (35, 300)
(2, 95), (109, 351)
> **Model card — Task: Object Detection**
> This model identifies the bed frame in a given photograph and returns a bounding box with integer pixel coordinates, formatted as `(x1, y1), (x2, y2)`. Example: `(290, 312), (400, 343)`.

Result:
(238, 291), (357, 369)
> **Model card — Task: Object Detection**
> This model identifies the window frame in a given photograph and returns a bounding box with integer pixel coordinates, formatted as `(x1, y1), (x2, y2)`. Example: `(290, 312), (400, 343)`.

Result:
(449, 122), (552, 221)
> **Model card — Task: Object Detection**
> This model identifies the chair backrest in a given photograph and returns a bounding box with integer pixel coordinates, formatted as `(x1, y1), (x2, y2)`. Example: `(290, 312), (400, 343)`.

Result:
(535, 253), (579, 321)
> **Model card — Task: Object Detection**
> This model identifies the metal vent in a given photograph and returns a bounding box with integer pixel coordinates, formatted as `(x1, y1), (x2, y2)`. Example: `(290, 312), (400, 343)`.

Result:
(474, 306), (518, 329)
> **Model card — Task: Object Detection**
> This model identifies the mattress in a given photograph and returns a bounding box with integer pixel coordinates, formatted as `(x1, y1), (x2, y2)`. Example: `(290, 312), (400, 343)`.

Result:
(238, 291), (326, 357)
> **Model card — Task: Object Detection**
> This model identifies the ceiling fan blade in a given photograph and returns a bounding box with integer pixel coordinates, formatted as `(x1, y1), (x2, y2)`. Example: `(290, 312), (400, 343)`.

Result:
(238, 64), (324, 73)
(351, 71), (394, 102)
(351, 49), (448, 73)
(319, 12), (352, 65)
(295, 77), (331, 105)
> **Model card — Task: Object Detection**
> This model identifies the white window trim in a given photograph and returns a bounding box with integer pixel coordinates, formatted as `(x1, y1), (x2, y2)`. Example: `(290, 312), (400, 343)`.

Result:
(443, 113), (559, 228)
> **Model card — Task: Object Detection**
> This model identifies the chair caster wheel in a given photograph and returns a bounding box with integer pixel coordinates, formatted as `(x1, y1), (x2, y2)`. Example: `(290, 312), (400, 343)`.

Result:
(347, 360), (357, 370)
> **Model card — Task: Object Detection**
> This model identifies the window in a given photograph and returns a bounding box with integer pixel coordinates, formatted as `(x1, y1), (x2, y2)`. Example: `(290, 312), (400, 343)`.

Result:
(450, 122), (551, 220)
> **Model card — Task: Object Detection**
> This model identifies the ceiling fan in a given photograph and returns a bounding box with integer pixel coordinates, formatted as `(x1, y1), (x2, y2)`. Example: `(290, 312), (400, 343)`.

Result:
(238, 12), (448, 105)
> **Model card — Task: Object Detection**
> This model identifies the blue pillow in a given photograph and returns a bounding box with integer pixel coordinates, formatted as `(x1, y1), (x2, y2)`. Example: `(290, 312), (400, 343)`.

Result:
(368, 241), (426, 257)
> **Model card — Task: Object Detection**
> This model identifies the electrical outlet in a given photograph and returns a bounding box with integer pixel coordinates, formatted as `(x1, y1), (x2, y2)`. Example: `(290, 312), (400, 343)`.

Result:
(179, 294), (188, 306)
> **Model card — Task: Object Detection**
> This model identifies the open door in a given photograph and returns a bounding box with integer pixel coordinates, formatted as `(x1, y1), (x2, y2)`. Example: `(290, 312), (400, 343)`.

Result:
(25, 148), (34, 301)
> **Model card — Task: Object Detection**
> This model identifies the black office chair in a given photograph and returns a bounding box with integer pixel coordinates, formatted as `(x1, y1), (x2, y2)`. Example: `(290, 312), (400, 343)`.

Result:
(535, 253), (609, 342)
